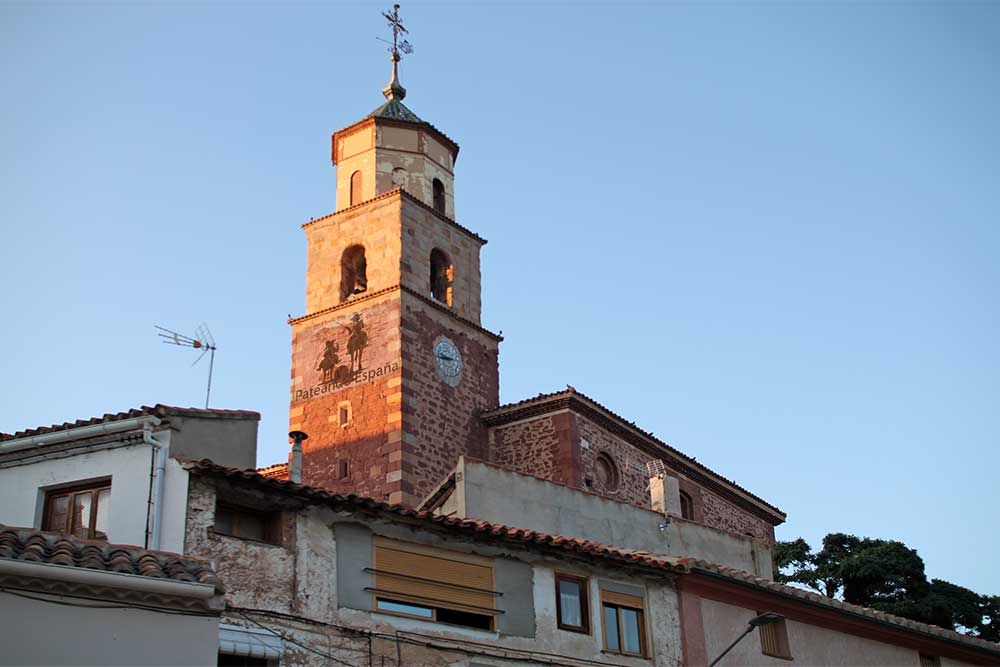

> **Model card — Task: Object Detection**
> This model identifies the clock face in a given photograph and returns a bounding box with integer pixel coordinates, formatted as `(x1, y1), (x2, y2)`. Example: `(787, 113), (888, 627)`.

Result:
(433, 337), (462, 387)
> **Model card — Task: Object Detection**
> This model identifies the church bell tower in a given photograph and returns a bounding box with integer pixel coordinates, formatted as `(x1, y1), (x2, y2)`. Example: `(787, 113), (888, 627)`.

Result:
(289, 8), (500, 506)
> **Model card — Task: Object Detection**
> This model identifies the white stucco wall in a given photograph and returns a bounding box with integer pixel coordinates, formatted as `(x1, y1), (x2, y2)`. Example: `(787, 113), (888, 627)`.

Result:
(0, 590), (218, 666)
(700, 598), (928, 667)
(0, 433), (188, 552)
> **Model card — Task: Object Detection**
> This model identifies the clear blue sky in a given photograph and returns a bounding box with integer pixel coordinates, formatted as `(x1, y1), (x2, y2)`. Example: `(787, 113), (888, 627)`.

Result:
(2, 2), (997, 595)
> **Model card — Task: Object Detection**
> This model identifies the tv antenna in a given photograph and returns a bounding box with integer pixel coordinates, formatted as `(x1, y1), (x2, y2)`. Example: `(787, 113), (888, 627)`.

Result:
(155, 323), (217, 409)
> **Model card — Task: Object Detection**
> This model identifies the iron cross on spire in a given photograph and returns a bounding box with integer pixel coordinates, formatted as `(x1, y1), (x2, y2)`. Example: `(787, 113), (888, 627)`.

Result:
(381, 3), (413, 62)
(379, 4), (412, 101)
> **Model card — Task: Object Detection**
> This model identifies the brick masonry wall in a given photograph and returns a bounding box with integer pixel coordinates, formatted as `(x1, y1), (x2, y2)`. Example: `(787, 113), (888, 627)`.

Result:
(578, 414), (656, 507)
(702, 487), (774, 543)
(577, 414), (773, 541)
(489, 409), (775, 542)
(399, 293), (499, 505)
(489, 415), (560, 480)
(290, 294), (403, 501)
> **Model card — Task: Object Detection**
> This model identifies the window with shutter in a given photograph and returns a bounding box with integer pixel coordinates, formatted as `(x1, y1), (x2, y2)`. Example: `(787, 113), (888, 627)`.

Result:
(759, 615), (792, 659)
(369, 538), (500, 630)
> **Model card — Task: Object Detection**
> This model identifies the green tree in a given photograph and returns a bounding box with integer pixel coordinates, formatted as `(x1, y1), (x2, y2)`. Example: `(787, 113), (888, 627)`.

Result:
(774, 533), (997, 641)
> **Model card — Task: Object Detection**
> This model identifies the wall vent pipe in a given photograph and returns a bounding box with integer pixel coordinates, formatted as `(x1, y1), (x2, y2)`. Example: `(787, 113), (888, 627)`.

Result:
(288, 431), (307, 484)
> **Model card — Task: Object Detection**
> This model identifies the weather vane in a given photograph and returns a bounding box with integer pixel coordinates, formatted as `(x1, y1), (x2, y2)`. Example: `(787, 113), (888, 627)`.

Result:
(155, 323), (217, 409)
(378, 4), (413, 61)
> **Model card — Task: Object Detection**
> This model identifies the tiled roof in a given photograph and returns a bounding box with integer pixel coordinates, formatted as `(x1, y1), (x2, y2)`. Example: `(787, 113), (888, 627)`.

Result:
(256, 462), (289, 480)
(183, 458), (999, 657)
(369, 98), (422, 123)
(677, 557), (1000, 657)
(331, 102), (460, 161)
(0, 525), (223, 592)
(182, 459), (687, 575)
(0, 404), (260, 443)
(482, 387), (785, 523)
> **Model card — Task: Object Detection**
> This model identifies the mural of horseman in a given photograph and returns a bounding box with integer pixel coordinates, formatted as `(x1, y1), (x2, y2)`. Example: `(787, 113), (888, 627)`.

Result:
(316, 341), (340, 383)
(347, 313), (369, 372)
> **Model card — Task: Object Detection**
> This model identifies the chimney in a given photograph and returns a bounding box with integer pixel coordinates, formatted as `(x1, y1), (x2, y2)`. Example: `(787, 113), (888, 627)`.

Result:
(288, 431), (308, 484)
(647, 460), (681, 516)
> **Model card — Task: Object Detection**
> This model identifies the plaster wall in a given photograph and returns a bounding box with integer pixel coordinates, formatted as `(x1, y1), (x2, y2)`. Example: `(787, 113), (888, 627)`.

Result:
(165, 412), (258, 470)
(699, 598), (932, 667)
(187, 477), (685, 666)
(0, 434), (188, 552)
(0, 590), (218, 666)
(452, 459), (767, 575)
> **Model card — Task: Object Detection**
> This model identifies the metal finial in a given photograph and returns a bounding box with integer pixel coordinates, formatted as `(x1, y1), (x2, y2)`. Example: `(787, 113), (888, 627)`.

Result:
(379, 3), (413, 101)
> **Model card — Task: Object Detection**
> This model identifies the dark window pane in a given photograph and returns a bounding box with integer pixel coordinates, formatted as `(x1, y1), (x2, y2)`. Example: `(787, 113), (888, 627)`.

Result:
(436, 607), (492, 630)
(215, 507), (235, 535)
(238, 512), (266, 541)
(604, 604), (620, 651)
(558, 579), (582, 627)
(621, 607), (642, 654)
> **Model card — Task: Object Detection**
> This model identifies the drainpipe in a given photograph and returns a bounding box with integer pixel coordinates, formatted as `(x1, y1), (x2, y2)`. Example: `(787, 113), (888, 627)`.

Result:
(288, 431), (307, 484)
(143, 425), (168, 551)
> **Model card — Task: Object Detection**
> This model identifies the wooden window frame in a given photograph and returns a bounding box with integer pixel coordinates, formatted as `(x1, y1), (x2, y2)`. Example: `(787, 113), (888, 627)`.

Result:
(759, 614), (793, 660)
(214, 503), (281, 546)
(600, 590), (648, 658)
(555, 573), (590, 634)
(42, 480), (111, 540)
(371, 537), (500, 632)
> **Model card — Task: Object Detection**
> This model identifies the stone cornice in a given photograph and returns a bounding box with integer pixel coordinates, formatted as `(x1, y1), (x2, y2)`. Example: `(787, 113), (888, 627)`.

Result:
(288, 283), (502, 342)
(302, 188), (486, 246)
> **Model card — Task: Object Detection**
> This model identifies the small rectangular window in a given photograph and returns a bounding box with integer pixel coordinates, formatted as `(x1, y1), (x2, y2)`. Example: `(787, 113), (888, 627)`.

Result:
(555, 573), (589, 633)
(214, 503), (280, 545)
(339, 460), (350, 479)
(601, 590), (647, 657)
(759, 615), (792, 659)
(43, 481), (111, 540)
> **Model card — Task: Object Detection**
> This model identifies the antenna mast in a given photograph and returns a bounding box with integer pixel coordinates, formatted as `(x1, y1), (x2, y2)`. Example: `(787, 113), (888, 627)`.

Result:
(155, 324), (218, 409)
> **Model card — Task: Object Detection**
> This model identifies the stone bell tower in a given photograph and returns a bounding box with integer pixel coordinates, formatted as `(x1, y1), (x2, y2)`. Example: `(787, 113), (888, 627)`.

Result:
(288, 28), (500, 506)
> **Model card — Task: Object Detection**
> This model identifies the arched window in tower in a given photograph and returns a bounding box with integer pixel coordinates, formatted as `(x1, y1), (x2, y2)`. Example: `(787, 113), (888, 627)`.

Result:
(429, 248), (453, 306)
(679, 490), (694, 520)
(432, 178), (446, 215)
(350, 170), (363, 206)
(340, 245), (368, 302)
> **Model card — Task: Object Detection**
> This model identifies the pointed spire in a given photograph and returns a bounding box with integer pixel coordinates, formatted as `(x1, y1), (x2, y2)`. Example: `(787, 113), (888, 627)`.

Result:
(383, 52), (406, 101)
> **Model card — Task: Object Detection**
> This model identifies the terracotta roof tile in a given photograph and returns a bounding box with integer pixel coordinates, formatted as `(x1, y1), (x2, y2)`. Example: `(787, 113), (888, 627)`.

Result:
(1, 404), (260, 442)
(256, 462), (289, 480)
(0, 526), (224, 592)
(182, 458), (999, 658)
(677, 557), (1000, 656)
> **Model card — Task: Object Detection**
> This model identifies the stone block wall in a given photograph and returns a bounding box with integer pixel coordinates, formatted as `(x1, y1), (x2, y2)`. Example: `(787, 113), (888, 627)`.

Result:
(399, 196), (483, 324)
(290, 293), (403, 501)
(400, 293), (499, 505)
